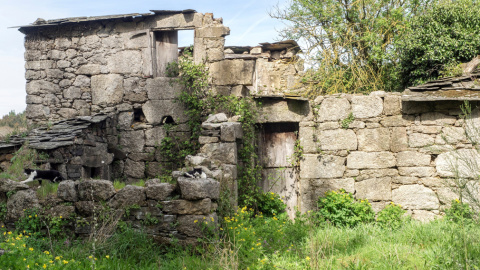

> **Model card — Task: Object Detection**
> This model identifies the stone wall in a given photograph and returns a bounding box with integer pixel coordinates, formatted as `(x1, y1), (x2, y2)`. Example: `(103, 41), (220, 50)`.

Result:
(1, 177), (220, 245)
(20, 11), (302, 182)
(297, 92), (479, 221)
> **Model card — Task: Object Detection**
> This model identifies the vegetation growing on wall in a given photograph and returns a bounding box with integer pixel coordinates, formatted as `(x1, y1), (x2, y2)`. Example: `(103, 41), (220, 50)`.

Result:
(271, 0), (429, 95)
(396, 0), (480, 88)
(272, 0), (480, 94)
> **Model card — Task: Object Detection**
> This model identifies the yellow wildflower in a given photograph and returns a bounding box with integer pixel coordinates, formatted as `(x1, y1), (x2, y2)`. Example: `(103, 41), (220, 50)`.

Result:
(306, 256), (311, 261)
(44, 251), (50, 255)
(43, 264), (47, 269)
(29, 247), (34, 251)
(106, 255), (110, 259)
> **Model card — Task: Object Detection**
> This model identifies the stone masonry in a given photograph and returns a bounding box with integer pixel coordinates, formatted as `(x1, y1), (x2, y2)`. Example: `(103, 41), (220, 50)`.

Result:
(18, 11), (302, 182)
(297, 92), (480, 221)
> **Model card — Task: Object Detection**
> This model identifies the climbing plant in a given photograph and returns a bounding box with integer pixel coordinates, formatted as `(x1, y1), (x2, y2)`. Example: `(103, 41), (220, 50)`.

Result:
(161, 48), (272, 212)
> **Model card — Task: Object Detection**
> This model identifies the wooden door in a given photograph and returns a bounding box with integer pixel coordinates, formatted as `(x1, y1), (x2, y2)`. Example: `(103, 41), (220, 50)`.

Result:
(258, 123), (299, 219)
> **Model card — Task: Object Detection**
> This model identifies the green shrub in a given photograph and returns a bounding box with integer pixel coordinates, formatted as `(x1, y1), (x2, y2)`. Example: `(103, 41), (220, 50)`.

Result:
(445, 199), (474, 223)
(317, 189), (375, 227)
(397, 0), (480, 87)
(256, 192), (286, 217)
(376, 202), (407, 229)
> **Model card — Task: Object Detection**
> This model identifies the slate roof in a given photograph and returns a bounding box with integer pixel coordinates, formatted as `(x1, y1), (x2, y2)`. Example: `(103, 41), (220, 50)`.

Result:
(402, 69), (480, 101)
(12, 10), (196, 32)
(0, 114), (110, 151)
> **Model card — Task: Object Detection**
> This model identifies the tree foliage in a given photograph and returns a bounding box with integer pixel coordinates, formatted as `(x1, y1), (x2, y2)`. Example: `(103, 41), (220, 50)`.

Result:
(271, 0), (429, 95)
(396, 0), (480, 88)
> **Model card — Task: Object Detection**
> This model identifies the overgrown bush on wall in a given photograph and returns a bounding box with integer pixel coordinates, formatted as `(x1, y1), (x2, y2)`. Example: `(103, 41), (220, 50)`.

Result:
(396, 0), (480, 87)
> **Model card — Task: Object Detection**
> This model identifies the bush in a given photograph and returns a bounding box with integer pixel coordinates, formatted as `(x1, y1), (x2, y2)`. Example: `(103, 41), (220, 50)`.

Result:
(317, 189), (375, 227)
(376, 202), (407, 229)
(445, 199), (474, 223)
(397, 0), (480, 87)
(256, 192), (286, 217)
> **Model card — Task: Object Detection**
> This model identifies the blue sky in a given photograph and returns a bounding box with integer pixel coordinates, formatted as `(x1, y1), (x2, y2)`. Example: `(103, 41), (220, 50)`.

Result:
(0, 0), (288, 116)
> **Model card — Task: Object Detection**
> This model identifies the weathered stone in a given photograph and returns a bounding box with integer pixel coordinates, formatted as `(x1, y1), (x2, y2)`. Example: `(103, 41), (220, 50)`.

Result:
(77, 180), (115, 201)
(199, 136), (219, 144)
(6, 189), (40, 221)
(299, 126), (316, 153)
(196, 26), (230, 37)
(420, 177), (446, 188)
(398, 167), (435, 177)
(145, 183), (176, 201)
(440, 127), (467, 144)
(185, 155), (210, 167)
(300, 154), (346, 179)
(408, 133), (434, 148)
(393, 176), (418, 185)
(91, 74), (124, 106)
(317, 98), (351, 122)
(25, 104), (50, 119)
(45, 205), (75, 218)
(145, 127), (166, 147)
(162, 198), (214, 215)
(356, 177), (392, 201)
(357, 128), (390, 151)
(74, 201), (99, 216)
(221, 122), (238, 142)
(26, 60), (55, 70)
(410, 126), (442, 134)
(73, 75), (91, 87)
(0, 179), (29, 193)
(356, 169), (398, 181)
(421, 112), (456, 126)
(435, 188), (459, 206)
(200, 143), (237, 164)
(176, 213), (218, 238)
(108, 185), (145, 209)
(142, 100), (188, 124)
(383, 95), (401, 115)
(63, 87), (81, 99)
(124, 159), (145, 179)
(390, 127), (408, 152)
(146, 77), (181, 100)
(76, 64), (102, 75)
(107, 50), (143, 74)
(119, 130), (145, 152)
(318, 129), (357, 150)
(352, 96), (383, 118)
(396, 151), (431, 167)
(380, 115), (415, 127)
(57, 180), (78, 202)
(58, 108), (78, 118)
(312, 178), (355, 197)
(210, 59), (254, 85)
(26, 80), (60, 95)
(347, 152), (396, 169)
(177, 177), (220, 200)
(436, 149), (480, 178)
(392, 184), (439, 210)
(257, 99), (311, 123)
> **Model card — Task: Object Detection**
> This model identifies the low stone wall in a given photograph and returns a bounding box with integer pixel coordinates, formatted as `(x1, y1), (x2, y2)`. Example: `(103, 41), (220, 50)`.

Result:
(1, 177), (220, 245)
(298, 92), (480, 221)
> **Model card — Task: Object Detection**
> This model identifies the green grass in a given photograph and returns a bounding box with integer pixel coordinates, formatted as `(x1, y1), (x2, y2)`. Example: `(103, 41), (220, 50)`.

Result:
(113, 179), (145, 191)
(1, 211), (479, 269)
(35, 181), (59, 199)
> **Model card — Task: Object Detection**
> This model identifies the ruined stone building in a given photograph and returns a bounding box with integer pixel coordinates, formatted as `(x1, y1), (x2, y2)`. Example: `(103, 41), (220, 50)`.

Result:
(4, 9), (480, 221)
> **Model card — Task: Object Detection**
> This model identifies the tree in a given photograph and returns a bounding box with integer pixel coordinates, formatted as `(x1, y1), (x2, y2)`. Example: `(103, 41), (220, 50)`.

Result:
(271, 0), (429, 95)
(396, 0), (480, 88)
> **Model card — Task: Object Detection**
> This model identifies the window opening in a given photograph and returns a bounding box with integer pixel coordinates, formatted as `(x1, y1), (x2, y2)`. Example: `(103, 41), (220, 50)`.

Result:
(133, 108), (146, 123)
